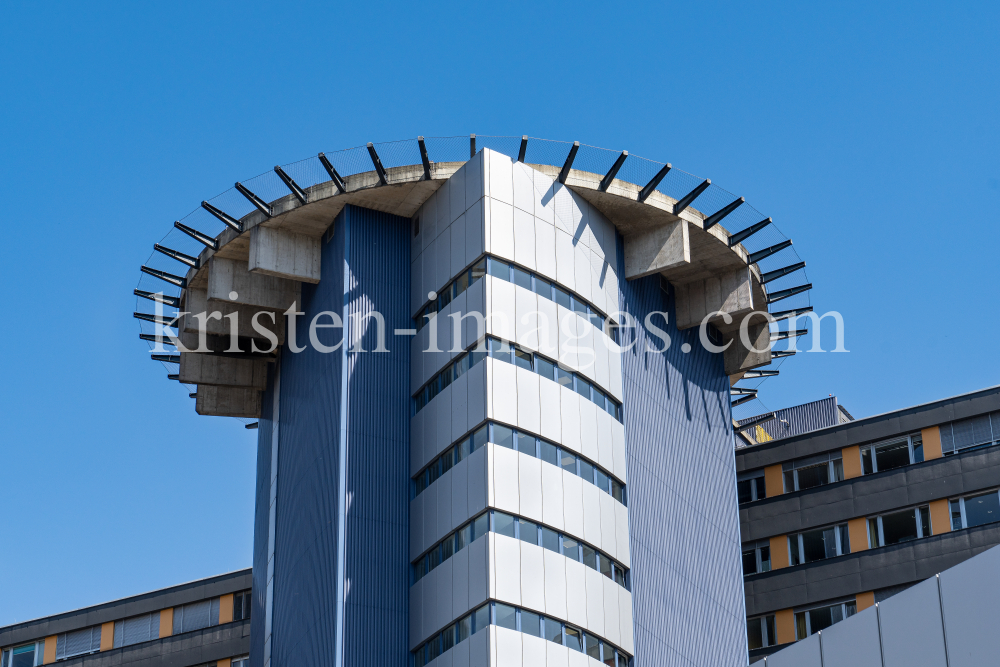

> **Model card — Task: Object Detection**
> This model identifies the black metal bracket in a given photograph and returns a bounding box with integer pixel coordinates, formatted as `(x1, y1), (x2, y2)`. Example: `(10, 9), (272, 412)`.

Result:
(167, 374), (179, 381)
(201, 201), (243, 233)
(517, 136), (528, 163)
(245, 422), (259, 430)
(771, 350), (797, 358)
(318, 153), (347, 193)
(174, 221), (219, 250)
(140, 333), (177, 346)
(767, 283), (812, 304)
(140, 266), (187, 288)
(134, 311), (179, 327)
(743, 370), (779, 378)
(638, 163), (672, 203)
(599, 151), (628, 192)
(367, 143), (388, 185)
(770, 329), (808, 340)
(559, 142), (580, 184)
(154, 244), (199, 268)
(673, 179), (711, 216)
(731, 387), (758, 396)
(235, 182), (273, 217)
(747, 239), (793, 264)
(703, 197), (744, 231)
(732, 393), (758, 407)
(134, 289), (180, 308)
(729, 217), (772, 248)
(760, 261), (806, 285)
(151, 354), (181, 364)
(418, 136), (432, 180)
(274, 165), (307, 205)
(770, 306), (813, 321)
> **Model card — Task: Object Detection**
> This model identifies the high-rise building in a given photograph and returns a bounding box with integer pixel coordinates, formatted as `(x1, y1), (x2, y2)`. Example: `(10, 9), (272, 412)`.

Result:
(735, 386), (1000, 662)
(127, 135), (815, 667)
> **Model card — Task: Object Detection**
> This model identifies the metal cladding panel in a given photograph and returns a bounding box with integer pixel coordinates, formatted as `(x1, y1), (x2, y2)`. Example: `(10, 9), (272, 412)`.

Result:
(737, 396), (841, 443)
(254, 205), (411, 667)
(615, 242), (746, 667)
(251, 363), (275, 665)
(342, 205), (411, 667)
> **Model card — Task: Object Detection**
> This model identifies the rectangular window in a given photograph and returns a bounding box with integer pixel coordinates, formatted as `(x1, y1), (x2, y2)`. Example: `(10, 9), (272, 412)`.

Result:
(487, 257), (511, 281)
(782, 452), (844, 492)
(544, 617), (563, 644)
(747, 614), (777, 649)
(495, 603), (517, 631)
(565, 626), (583, 652)
(870, 505), (932, 547)
(518, 519), (538, 546)
(959, 491), (1000, 528)
(586, 634), (601, 660)
(114, 611), (161, 648)
(494, 511), (515, 538)
(511, 265), (533, 291)
(492, 423), (514, 449)
(8, 644), (41, 667)
(521, 610), (542, 638)
(513, 347), (533, 371)
(533, 276), (552, 300)
(560, 449), (577, 474)
(541, 526), (560, 553)
(742, 541), (771, 575)
(795, 601), (857, 639)
(790, 524), (850, 565)
(737, 473), (766, 504)
(861, 434), (923, 474)
(515, 431), (535, 456)
(553, 286), (572, 310)
(56, 626), (102, 660)
(472, 604), (490, 634)
(562, 535), (580, 561)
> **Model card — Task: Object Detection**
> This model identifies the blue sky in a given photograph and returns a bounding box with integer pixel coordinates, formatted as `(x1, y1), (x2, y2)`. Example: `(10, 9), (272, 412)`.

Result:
(1, 1), (998, 625)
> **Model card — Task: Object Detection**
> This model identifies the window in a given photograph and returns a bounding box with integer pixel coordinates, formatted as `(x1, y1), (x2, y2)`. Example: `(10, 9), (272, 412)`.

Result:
(796, 601), (857, 639)
(789, 524), (850, 565)
(411, 602), (630, 667)
(741, 541), (771, 576)
(56, 626), (101, 660)
(941, 412), (1000, 455)
(737, 472), (766, 504)
(172, 599), (220, 635)
(113, 612), (160, 648)
(868, 506), (931, 548)
(2, 642), (44, 667)
(233, 589), (252, 622)
(861, 434), (923, 474)
(949, 490), (1000, 530)
(230, 657), (250, 667)
(782, 452), (844, 492)
(412, 421), (626, 507)
(415, 258), (487, 332)
(747, 614), (777, 650)
(412, 511), (489, 583)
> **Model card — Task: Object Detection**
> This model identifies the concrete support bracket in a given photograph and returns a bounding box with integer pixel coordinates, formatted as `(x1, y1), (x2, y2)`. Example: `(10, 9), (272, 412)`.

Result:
(179, 353), (269, 389)
(249, 225), (322, 284)
(196, 385), (261, 418)
(208, 257), (301, 311)
(623, 219), (690, 280)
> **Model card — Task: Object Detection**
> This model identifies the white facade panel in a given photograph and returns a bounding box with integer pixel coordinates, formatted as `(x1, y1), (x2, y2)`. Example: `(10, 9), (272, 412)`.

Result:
(531, 168), (555, 226)
(555, 304), (578, 370)
(559, 387), (582, 458)
(465, 152), (483, 208)
(610, 421), (627, 484)
(617, 586), (633, 654)
(879, 576), (948, 667)
(516, 367), (541, 435)
(598, 492), (618, 561)
(468, 534), (490, 610)
(450, 215), (467, 280)
(541, 458), (565, 531)
(564, 559), (588, 628)
(489, 150), (514, 206)
(578, 400), (599, 464)
(494, 626), (522, 667)
(562, 471), (585, 539)
(450, 163), (466, 224)
(521, 634), (547, 667)
(490, 359), (518, 427)
(517, 452), (543, 523)
(581, 484), (603, 548)
(535, 297), (559, 358)
(574, 242), (592, 304)
(555, 228), (576, 293)
(543, 549), (568, 619)
(467, 445), (488, 517)
(492, 444), (520, 515)
(534, 217), (557, 282)
(513, 207), (536, 271)
(820, 605), (883, 667)
(451, 639), (470, 667)
(494, 535), (522, 606)
(514, 285), (539, 350)
(512, 162), (534, 214)
(468, 626), (490, 667)
(467, 358), (487, 429)
(489, 277), (516, 343)
(466, 199), (484, 268)
(489, 199), (515, 263)
(464, 279), (487, 349)
(538, 378), (562, 443)
(519, 541), (546, 612)
(601, 578), (620, 647)
(584, 568), (605, 637)
(768, 634), (822, 667)
(546, 642), (569, 667)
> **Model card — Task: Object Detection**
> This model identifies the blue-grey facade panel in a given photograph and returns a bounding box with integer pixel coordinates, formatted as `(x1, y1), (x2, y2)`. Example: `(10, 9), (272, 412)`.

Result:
(250, 366), (274, 665)
(253, 205), (410, 667)
(737, 397), (841, 443)
(616, 256), (746, 666)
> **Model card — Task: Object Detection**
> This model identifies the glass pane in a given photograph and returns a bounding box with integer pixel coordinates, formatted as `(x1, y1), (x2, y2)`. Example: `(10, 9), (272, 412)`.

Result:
(457, 615), (471, 643)
(783, 470), (795, 492)
(472, 513), (489, 541)
(554, 365), (573, 388)
(912, 436), (924, 463)
(472, 604), (490, 634)
(742, 550), (757, 576)
(611, 480), (624, 504)
(599, 553), (613, 578)
(511, 265), (532, 291)
(515, 432), (536, 456)
(562, 535), (580, 561)
(586, 634), (600, 660)
(845, 602), (857, 617)
(800, 528), (836, 563)
(874, 440), (911, 472)
(488, 257), (511, 281)
(492, 423), (514, 449)
(470, 259), (486, 284)
(832, 458), (845, 482)
(757, 476), (767, 499)
(617, 653), (628, 667)
(535, 356), (556, 381)
(442, 624), (455, 651)
(540, 441), (559, 467)
(494, 511), (515, 538)
(795, 612), (807, 640)
(759, 545), (771, 572)
(579, 459), (595, 483)
(951, 499), (964, 530)
(613, 565), (626, 587)
(747, 617), (764, 650)
(553, 286), (572, 310)
(472, 425), (488, 451)
(881, 508), (919, 546)
(963, 491), (1000, 528)
(441, 535), (455, 561)
(572, 296), (587, 316)
(518, 519), (538, 545)
(575, 376), (592, 399)
(790, 534), (801, 565)
(581, 544), (597, 569)
(495, 603), (517, 631)
(796, 463), (829, 490)
(565, 626), (583, 652)
(765, 615), (776, 647)
(454, 271), (469, 297)
(456, 523), (471, 551)
(533, 276), (552, 299)
(488, 337), (510, 361)
(453, 353), (469, 380)
(868, 518), (880, 548)
(810, 606), (835, 634)
(514, 348), (533, 371)
(838, 524), (850, 555)
(919, 506), (931, 537)
(737, 480), (753, 505)
(861, 448), (874, 475)
(594, 468), (610, 494)
(544, 617), (563, 644)
(521, 610), (542, 638)
(560, 449), (577, 474)
(542, 527), (560, 553)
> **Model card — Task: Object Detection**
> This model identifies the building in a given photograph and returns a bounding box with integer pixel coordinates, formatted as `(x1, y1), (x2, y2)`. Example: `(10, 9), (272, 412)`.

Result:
(0, 570), (250, 667)
(128, 136), (814, 667)
(736, 386), (1000, 662)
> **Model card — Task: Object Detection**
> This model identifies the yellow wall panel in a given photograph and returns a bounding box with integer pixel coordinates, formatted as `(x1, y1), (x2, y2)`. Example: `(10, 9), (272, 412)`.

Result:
(923, 426), (943, 460)
(856, 591), (875, 611)
(159, 608), (173, 638)
(848, 517), (870, 551)
(769, 535), (790, 569)
(764, 465), (784, 497)
(842, 445), (863, 479)
(100, 622), (114, 651)
(219, 594), (234, 624)
(929, 498), (951, 535)
(775, 609), (796, 645)
(43, 636), (57, 665)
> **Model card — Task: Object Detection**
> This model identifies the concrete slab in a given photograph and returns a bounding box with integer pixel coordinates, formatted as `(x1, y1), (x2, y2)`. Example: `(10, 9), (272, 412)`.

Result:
(195, 385), (261, 418)
(181, 288), (284, 344)
(249, 226), (322, 284)
(179, 353), (268, 389)
(207, 257), (301, 312)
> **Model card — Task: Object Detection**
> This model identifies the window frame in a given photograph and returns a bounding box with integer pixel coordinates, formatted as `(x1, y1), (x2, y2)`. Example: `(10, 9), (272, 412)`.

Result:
(737, 471), (766, 504)
(860, 433), (923, 475)
(788, 522), (850, 566)
(949, 489), (1000, 530)
(781, 452), (844, 493)
(867, 504), (931, 548)
(746, 614), (777, 650)
(741, 540), (772, 576)
(794, 599), (858, 640)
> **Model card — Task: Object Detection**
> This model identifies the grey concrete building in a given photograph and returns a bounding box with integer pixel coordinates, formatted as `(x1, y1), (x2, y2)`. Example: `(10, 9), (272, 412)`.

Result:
(0, 570), (251, 667)
(736, 386), (1000, 662)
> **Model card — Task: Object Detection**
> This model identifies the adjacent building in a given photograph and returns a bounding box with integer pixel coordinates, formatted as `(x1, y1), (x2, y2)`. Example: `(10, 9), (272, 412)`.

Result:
(0, 570), (250, 667)
(735, 386), (1000, 662)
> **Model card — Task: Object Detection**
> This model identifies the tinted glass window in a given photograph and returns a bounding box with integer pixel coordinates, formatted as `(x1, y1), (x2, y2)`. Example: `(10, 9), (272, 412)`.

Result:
(742, 550), (757, 576)
(581, 544), (597, 569)
(515, 432), (535, 456)
(554, 364), (573, 388)
(541, 527), (560, 553)
(494, 512), (515, 538)
(521, 611), (542, 637)
(470, 259), (486, 284)
(800, 527), (837, 563)
(514, 347), (533, 371)
(493, 423), (514, 449)
(809, 606), (837, 634)
(540, 441), (559, 467)
(553, 286), (572, 310)
(565, 626), (583, 652)
(881, 509), (918, 546)
(495, 603), (516, 631)
(747, 617), (763, 650)
(874, 440), (910, 472)
(511, 265), (532, 291)
(518, 519), (538, 545)
(796, 463), (828, 490)
(560, 449), (577, 474)
(535, 356), (556, 381)
(472, 604), (490, 634)
(545, 617), (562, 644)
(579, 459), (594, 484)
(964, 492), (1000, 528)
(737, 480), (753, 505)
(487, 257), (510, 281)
(472, 425), (488, 451)
(533, 277), (552, 299)
(575, 376), (592, 400)
(562, 535), (580, 561)
(586, 634), (600, 660)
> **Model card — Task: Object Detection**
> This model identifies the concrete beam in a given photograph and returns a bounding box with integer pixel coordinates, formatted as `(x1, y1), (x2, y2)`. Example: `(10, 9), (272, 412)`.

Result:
(207, 257), (301, 311)
(623, 220), (690, 280)
(722, 316), (772, 376)
(249, 225), (322, 284)
(182, 288), (285, 344)
(674, 267), (755, 331)
(179, 353), (268, 389)
(196, 385), (261, 418)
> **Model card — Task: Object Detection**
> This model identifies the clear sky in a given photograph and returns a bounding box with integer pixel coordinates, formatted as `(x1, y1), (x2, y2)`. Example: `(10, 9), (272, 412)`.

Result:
(1, 1), (998, 626)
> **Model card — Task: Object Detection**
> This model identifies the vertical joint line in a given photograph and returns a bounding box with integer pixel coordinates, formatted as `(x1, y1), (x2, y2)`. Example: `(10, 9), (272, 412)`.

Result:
(875, 602), (886, 667)
(334, 207), (352, 667)
(937, 574), (951, 667)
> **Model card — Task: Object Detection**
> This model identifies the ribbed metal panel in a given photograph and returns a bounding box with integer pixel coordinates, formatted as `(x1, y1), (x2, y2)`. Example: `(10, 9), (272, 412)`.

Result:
(737, 396), (841, 442)
(615, 241), (747, 667)
(250, 363), (275, 666)
(252, 205), (410, 667)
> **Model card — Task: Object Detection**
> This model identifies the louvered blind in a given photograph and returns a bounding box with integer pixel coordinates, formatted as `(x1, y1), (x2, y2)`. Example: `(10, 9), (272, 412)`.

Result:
(56, 626), (101, 659)
(941, 412), (997, 453)
(113, 612), (160, 648)
(172, 599), (219, 634)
